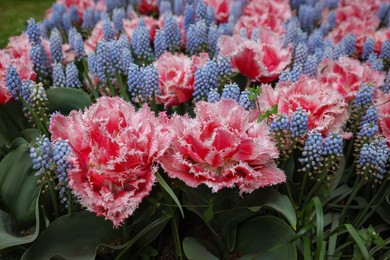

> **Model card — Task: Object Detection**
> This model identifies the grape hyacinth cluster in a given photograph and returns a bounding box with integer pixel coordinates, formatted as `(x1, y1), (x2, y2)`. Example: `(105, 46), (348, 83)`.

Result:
(127, 64), (160, 101)
(291, 108), (309, 139)
(270, 114), (293, 158)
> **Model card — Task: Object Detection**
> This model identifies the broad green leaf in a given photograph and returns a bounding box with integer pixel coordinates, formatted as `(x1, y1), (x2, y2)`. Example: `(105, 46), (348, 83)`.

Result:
(183, 237), (219, 260)
(22, 211), (121, 260)
(46, 88), (92, 115)
(236, 216), (296, 259)
(0, 102), (29, 148)
(258, 105), (278, 122)
(0, 191), (40, 250)
(0, 141), (40, 225)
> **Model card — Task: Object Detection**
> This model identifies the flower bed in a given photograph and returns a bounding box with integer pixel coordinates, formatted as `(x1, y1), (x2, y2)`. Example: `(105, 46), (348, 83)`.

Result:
(0, 0), (390, 259)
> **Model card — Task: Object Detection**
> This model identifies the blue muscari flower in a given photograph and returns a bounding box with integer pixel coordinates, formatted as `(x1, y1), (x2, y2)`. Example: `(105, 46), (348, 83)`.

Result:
(109, 41), (122, 73)
(238, 90), (255, 110)
(132, 22), (154, 61)
(154, 29), (168, 58)
(381, 70), (390, 93)
(208, 24), (221, 54)
(322, 133), (343, 157)
(186, 25), (198, 54)
(298, 4), (319, 31)
(96, 41), (114, 83)
(87, 53), (98, 75)
(230, 1), (244, 22)
(323, 45), (333, 59)
(239, 28), (248, 39)
(361, 107), (378, 125)
(216, 56), (232, 79)
(184, 4), (195, 31)
(379, 40), (390, 59)
(52, 139), (71, 205)
(376, 3), (390, 21)
(193, 67), (210, 101)
(291, 108), (309, 138)
(290, 64), (303, 82)
(62, 13), (72, 32)
(19, 81), (34, 105)
(295, 29), (308, 44)
(325, 0), (339, 9)
(327, 11), (337, 28)
(113, 8), (125, 33)
(319, 21), (331, 36)
(66, 62), (82, 88)
(294, 43), (309, 65)
(354, 83), (375, 108)
(270, 114), (291, 132)
(298, 130), (323, 172)
(307, 30), (323, 53)
(140, 65), (160, 100)
(103, 18), (115, 41)
(303, 55), (318, 77)
(120, 48), (133, 75)
(6, 66), (22, 98)
(279, 71), (290, 82)
(71, 33), (86, 60)
(283, 19), (298, 47)
(30, 44), (51, 78)
(332, 42), (346, 60)
(186, 20), (207, 54)
(174, 0), (184, 15)
(69, 5), (80, 24)
(342, 33), (356, 56)
(38, 22), (49, 39)
(314, 47), (324, 63)
(362, 37), (375, 60)
(221, 83), (240, 101)
(26, 18), (41, 45)
(207, 88), (221, 103)
(53, 63), (66, 88)
(118, 33), (131, 50)
(207, 6), (216, 24)
(358, 136), (390, 182)
(82, 8), (96, 30)
(251, 28), (259, 42)
(164, 15), (182, 50)
(369, 54), (384, 71)
(218, 21), (234, 36)
(195, 1), (207, 22)
(127, 63), (141, 99)
(358, 122), (378, 138)
(30, 136), (53, 176)
(68, 27), (77, 44)
(160, 0), (173, 16)
(50, 29), (63, 63)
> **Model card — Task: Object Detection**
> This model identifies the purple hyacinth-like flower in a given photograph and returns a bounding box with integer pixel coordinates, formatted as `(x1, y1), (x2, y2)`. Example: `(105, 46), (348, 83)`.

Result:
(239, 28), (248, 39)
(207, 88), (221, 103)
(238, 90), (255, 110)
(298, 4), (320, 31)
(381, 70), (390, 94)
(283, 19), (298, 47)
(69, 5), (80, 24)
(132, 22), (154, 61)
(270, 114), (291, 132)
(71, 32), (86, 60)
(52, 139), (72, 205)
(103, 18), (115, 41)
(82, 8), (96, 30)
(174, 0), (184, 15)
(49, 28), (63, 63)
(140, 65), (160, 100)
(291, 108), (309, 138)
(109, 41), (122, 72)
(216, 56), (232, 81)
(6, 66), (22, 98)
(361, 107), (378, 125)
(290, 64), (303, 82)
(303, 55), (318, 77)
(53, 63), (66, 88)
(164, 15), (182, 50)
(208, 24), (221, 54)
(207, 6), (216, 24)
(113, 8), (125, 33)
(221, 83), (240, 101)
(357, 136), (390, 182)
(328, 11), (337, 28)
(30, 136), (53, 176)
(362, 37), (374, 60)
(195, 0), (207, 22)
(376, 3), (390, 21)
(160, 0), (173, 16)
(307, 30), (323, 53)
(320, 21), (331, 36)
(184, 4), (195, 30)
(87, 52), (98, 75)
(154, 29), (168, 58)
(332, 42), (347, 60)
(62, 13), (72, 32)
(66, 62), (82, 88)
(118, 33), (130, 50)
(251, 28), (259, 42)
(127, 63), (141, 99)
(368, 54), (384, 71)
(342, 33), (356, 56)
(353, 83), (375, 108)
(193, 67), (210, 101)
(186, 25), (198, 54)
(26, 18), (41, 45)
(120, 48), (133, 75)
(30, 44), (51, 78)
(322, 133), (343, 158)
(379, 40), (390, 59)
(358, 122), (378, 139)
(298, 130), (323, 172)
(96, 41), (115, 82)
(294, 43), (309, 65)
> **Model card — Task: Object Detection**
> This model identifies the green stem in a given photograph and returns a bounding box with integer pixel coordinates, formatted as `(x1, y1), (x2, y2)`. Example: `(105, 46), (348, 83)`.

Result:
(299, 171), (309, 207)
(67, 189), (72, 214)
(81, 59), (99, 99)
(45, 171), (59, 218)
(106, 76), (117, 96)
(115, 72), (129, 101)
(339, 177), (365, 222)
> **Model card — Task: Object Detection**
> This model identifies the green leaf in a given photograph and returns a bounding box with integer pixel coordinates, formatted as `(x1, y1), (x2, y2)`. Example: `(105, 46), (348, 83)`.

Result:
(22, 211), (121, 260)
(46, 88), (92, 115)
(303, 197), (324, 260)
(0, 102), (29, 148)
(345, 224), (370, 259)
(236, 216), (296, 259)
(0, 141), (40, 225)
(156, 173), (184, 218)
(183, 237), (219, 260)
(258, 105), (278, 122)
(203, 205), (214, 223)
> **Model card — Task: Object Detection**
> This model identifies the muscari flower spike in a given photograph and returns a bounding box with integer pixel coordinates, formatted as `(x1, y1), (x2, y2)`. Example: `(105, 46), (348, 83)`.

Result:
(127, 63), (141, 100)
(132, 21), (154, 62)
(353, 83), (375, 109)
(342, 33), (356, 56)
(379, 40), (390, 59)
(52, 139), (72, 206)
(195, 0), (207, 22)
(183, 3), (195, 31)
(6, 66), (22, 99)
(164, 15), (182, 51)
(294, 43), (309, 65)
(30, 43), (51, 79)
(103, 18), (115, 41)
(238, 90), (256, 110)
(66, 62), (82, 88)
(221, 83), (240, 102)
(112, 8), (125, 33)
(298, 130), (323, 173)
(154, 29), (168, 58)
(207, 88), (221, 103)
(30, 136), (53, 177)
(291, 108), (309, 139)
(362, 37), (374, 60)
(174, 0), (184, 15)
(303, 55), (318, 77)
(160, 0), (173, 16)
(49, 28), (63, 63)
(26, 18), (42, 45)
(53, 63), (66, 88)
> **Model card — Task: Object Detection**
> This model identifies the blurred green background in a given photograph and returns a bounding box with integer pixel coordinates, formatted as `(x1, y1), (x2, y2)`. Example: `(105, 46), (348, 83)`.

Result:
(0, 0), (53, 48)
